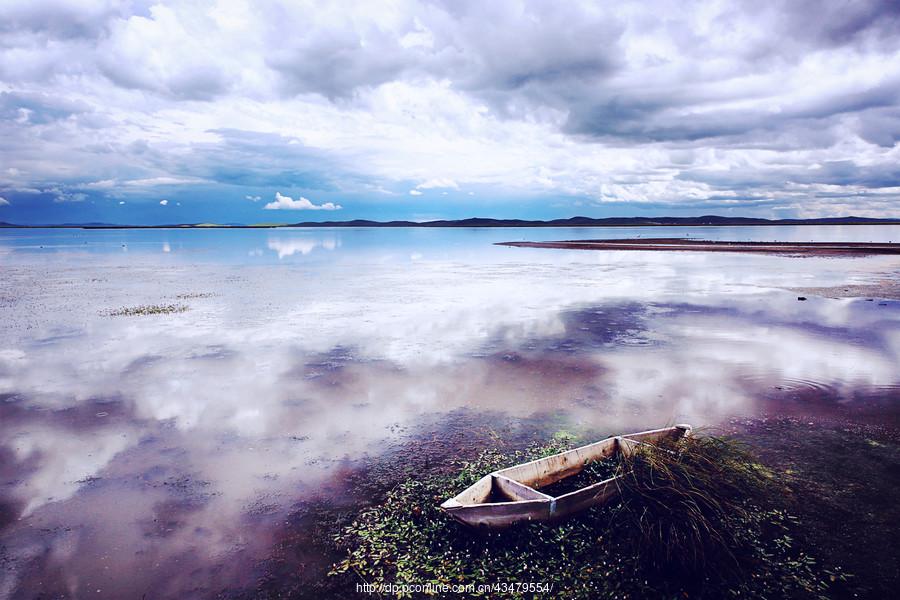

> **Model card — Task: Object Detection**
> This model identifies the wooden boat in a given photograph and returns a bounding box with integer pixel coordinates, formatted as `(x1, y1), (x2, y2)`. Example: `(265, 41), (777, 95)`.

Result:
(440, 424), (692, 528)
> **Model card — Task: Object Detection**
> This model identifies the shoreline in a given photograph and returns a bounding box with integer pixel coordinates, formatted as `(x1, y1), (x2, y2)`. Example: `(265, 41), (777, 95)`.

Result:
(499, 238), (900, 255)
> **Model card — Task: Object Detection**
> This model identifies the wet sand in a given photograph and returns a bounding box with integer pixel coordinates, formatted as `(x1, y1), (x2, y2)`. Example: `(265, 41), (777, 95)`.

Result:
(499, 238), (900, 255)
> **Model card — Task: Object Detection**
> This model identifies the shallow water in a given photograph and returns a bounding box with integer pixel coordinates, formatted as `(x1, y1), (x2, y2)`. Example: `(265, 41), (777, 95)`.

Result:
(1, 226), (899, 598)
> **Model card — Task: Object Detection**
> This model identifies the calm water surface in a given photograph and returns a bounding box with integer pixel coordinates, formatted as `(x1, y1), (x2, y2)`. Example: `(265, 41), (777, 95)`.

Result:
(1, 226), (899, 598)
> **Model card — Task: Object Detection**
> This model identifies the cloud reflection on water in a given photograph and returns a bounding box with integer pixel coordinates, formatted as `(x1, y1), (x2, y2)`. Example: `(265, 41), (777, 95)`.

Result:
(267, 235), (339, 258)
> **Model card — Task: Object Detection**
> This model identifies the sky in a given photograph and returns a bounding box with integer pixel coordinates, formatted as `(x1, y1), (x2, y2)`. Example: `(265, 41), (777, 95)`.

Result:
(1, 0), (899, 225)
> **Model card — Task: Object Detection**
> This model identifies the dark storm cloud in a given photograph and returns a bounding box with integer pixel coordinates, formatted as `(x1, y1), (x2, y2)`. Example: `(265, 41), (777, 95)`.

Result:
(432, 1), (625, 93)
(564, 78), (900, 145)
(686, 157), (900, 187)
(188, 129), (344, 190)
(98, 59), (231, 101)
(554, 5), (900, 144)
(856, 107), (900, 148)
(0, 91), (91, 124)
(266, 25), (411, 100)
(778, 0), (900, 48)
(0, 0), (128, 39)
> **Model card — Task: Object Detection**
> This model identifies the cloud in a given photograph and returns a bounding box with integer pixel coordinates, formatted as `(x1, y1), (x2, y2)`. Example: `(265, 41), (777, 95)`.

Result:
(263, 192), (341, 211)
(159, 199), (168, 205)
(83, 179), (116, 190)
(76, 177), (205, 191)
(408, 189), (423, 196)
(0, 91), (91, 124)
(0, 1), (125, 40)
(47, 187), (86, 203)
(417, 178), (458, 190)
(266, 24), (410, 99)
(125, 177), (205, 187)
(0, 196), (9, 206)
(0, 1), (899, 219)
(96, 5), (231, 101)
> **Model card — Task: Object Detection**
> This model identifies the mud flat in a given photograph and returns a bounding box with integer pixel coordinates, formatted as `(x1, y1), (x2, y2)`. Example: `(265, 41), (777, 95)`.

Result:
(786, 279), (900, 300)
(498, 238), (900, 256)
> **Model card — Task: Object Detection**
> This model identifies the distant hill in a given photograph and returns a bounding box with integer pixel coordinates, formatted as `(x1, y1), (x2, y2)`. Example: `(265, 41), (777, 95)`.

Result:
(287, 215), (900, 228)
(2, 215), (899, 229)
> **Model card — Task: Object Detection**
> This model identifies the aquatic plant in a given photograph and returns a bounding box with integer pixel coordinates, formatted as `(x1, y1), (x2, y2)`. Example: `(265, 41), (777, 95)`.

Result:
(330, 435), (845, 599)
(104, 303), (189, 316)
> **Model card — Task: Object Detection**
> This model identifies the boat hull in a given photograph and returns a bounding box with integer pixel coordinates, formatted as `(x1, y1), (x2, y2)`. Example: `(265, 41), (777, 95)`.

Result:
(440, 425), (691, 528)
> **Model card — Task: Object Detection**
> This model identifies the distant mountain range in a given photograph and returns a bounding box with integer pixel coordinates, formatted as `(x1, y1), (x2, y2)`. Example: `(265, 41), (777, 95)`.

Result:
(2, 215), (900, 228)
(284, 215), (900, 227)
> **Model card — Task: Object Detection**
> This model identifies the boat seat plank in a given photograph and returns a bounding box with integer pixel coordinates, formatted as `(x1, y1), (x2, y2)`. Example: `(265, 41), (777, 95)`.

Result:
(493, 475), (552, 502)
(452, 474), (493, 505)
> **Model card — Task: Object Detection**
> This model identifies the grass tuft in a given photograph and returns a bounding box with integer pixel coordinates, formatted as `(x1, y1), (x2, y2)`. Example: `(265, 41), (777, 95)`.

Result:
(612, 434), (782, 581)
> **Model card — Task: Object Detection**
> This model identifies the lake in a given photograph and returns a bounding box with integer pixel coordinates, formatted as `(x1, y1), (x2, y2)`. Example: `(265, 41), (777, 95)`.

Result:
(1, 226), (899, 598)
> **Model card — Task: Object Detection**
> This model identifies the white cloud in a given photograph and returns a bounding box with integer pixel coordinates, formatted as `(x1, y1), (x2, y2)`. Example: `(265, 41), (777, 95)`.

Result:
(159, 199), (168, 205)
(245, 195), (261, 201)
(263, 192), (341, 211)
(408, 189), (423, 196)
(82, 179), (116, 189)
(118, 201), (125, 204)
(0, 196), (9, 206)
(417, 178), (458, 190)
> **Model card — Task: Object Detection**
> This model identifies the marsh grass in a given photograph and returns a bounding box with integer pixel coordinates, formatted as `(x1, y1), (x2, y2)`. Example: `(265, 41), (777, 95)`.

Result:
(330, 434), (844, 598)
(104, 303), (189, 316)
(613, 435), (785, 582)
